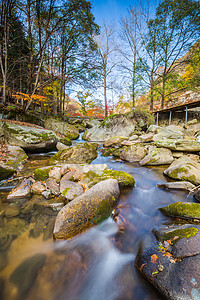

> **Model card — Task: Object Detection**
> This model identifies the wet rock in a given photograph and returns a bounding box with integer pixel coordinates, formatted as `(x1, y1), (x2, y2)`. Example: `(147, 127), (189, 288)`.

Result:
(10, 254), (46, 298)
(0, 218), (28, 251)
(163, 155), (200, 185)
(34, 200), (63, 216)
(60, 177), (84, 201)
(0, 144), (28, 180)
(171, 230), (200, 258)
(7, 177), (34, 200)
(44, 117), (79, 140)
(46, 178), (60, 195)
(159, 202), (200, 220)
(48, 167), (61, 183)
(50, 143), (98, 164)
(0, 252), (8, 270)
(194, 190), (200, 202)
(140, 147), (174, 166)
(120, 143), (147, 162)
(83, 114), (135, 141)
(157, 181), (196, 191)
(103, 136), (128, 148)
(31, 181), (46, 194)
(53, 179), (120, 240)
(135, 226), (200, 300)
(3, 121), (70, 152)
(4, 204), (20, 218)
(156, 138), (200, 152)
(30, 215), (51, 238)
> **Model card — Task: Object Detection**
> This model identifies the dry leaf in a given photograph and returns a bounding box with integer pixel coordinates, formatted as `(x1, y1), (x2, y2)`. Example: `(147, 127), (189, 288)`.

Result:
(150, 254), (158, 264)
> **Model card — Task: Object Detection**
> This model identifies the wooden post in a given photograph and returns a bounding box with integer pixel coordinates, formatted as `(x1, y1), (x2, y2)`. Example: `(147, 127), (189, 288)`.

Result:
(169, 111), (172, 125)
(156, 112), (159, 126)
(185, 106), (188, 124)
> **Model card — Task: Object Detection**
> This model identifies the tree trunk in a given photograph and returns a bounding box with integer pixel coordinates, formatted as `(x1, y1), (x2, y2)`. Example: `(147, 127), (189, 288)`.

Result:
(161, 77), (166, 109)
(104, 71), (108, 118)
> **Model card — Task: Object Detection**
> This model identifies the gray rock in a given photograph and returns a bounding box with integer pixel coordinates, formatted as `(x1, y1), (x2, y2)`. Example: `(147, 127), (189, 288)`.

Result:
(157, 181), (196, 191)
(56, 142), (69, 151)
(0, 144), (28, 180)
(7, 178), (34, 200)
(48, 167), (61, 183)
(3, 121), (69, 152)
(156, 138), (200, 152)
(83, 114), (135, 141)
(31, 181), (46, 194)
(172, 232), (200, 258)
(50, 143), (98, 164)
(153, 126), (184, 142)
(164, 155), (200, 185)
(60, 176), (84, 200)
(44, 118), (79, 140)
(53, 179), (120, 240)
(103, 136), (128, 148)
(139, 133), (154, 142)
(140, 147), (174, 166)
(46, 178), (60, 195)
(120, 143), (147, 162)
(42, 190), (51, 199)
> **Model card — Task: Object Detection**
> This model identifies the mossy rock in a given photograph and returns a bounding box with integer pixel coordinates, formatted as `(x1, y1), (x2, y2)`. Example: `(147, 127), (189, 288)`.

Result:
(83, 169), (135, 189)
(34, 166), (55, 181)
(160, 202), (200, 220)
(50, 143), (98, 164)
(155, 226), (199, 244)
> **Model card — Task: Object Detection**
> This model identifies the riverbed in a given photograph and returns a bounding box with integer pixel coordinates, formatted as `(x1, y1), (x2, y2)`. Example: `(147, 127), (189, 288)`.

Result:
(0, 144), (194, 300)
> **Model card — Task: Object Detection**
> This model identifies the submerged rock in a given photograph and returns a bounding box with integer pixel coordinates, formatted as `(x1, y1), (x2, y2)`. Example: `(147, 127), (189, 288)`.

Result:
(53, 179), (120, 240)
(0, 144), (28, 180)
(31, 181), (46, 194)
(50, 143), (98, 164)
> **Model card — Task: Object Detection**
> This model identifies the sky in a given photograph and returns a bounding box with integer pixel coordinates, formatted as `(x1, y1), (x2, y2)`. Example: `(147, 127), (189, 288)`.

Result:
(91, 0), (135, 24)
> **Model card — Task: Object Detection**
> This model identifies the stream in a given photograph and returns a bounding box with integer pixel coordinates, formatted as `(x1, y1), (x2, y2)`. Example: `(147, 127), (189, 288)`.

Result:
(0, 139), (194, 300)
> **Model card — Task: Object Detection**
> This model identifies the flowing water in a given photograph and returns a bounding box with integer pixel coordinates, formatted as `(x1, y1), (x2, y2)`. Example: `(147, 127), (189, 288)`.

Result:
(0, 144), (194, 300)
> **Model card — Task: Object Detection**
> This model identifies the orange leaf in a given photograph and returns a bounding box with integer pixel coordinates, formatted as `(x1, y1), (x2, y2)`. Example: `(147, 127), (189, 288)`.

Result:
(150, 254), (158, 264)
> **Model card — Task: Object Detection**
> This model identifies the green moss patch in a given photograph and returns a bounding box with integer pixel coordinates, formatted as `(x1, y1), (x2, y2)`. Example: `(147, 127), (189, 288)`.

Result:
(34, 167), (55, 181)
(160, 202), (200, 220)
(160, 227), (199, 243)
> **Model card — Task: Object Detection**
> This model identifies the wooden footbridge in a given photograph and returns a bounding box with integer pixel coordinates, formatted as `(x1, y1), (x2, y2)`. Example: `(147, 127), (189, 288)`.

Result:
(153, 99), (200, 125)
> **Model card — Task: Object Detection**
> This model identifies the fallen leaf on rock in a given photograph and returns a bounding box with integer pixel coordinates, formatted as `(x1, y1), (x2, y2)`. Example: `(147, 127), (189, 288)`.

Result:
(150, 254), (158, 264)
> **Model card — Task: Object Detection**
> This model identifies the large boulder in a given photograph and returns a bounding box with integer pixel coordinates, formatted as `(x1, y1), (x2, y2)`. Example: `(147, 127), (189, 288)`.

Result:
(163, 155), (200, 185)
(53, 179), (120, 240)
(50, 143), (98, 164)
(83, 114), (135, 142)
(44, 118), (79, 140)
(135, 224), (200, 300)
(156, 138), (200, 152)
(0, 144), (28, 180)
(120, 143), (147, 162)
(140, 147), (174, 166)
(153, 126), (184, 142)
(60, 175), (84, 200)
(3, 121), (71, 152)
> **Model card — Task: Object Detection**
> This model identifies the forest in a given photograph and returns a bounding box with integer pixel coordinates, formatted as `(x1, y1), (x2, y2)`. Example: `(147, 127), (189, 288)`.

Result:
(0, 0), (200, 119)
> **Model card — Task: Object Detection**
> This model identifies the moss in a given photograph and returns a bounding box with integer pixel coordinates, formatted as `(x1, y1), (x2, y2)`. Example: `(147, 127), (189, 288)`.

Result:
(160, 202), (200, 220)
(100, 114), (117, 128)
(82, 130), (90, 141)
(62, 188), (71, 197)
(34, 167), (54, 181)
(0, 166), (14, 180)
(59, 137), (72, 146)
(84, 169), (135, 189)
(161, 227), (198, 243)
(168, 167), (197, 184)
(112, 148), (120, 157)
(101, 148), (115, 157)
(91, 198), (114, 225)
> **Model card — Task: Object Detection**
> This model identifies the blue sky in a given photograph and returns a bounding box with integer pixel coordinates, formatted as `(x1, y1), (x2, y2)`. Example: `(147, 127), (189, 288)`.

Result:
(91, 0), (137, 24)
